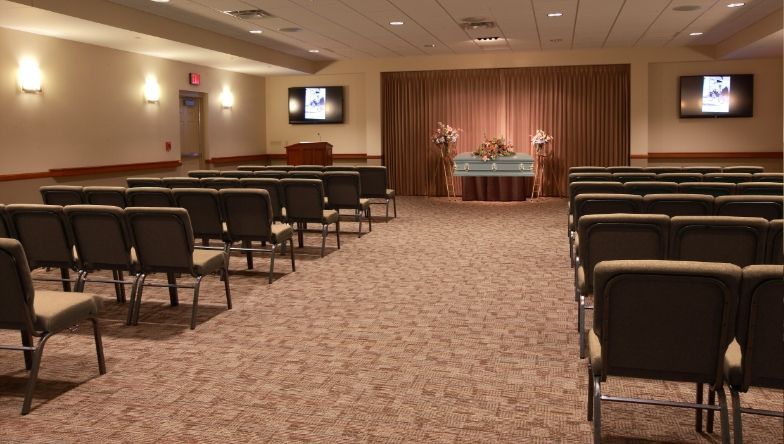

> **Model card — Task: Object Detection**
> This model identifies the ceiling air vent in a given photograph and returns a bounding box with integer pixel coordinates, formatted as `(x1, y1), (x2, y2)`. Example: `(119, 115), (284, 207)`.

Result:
(223, 9), (274, 20)
(476, 36), (500, 41)
(460, 21), (496, 30)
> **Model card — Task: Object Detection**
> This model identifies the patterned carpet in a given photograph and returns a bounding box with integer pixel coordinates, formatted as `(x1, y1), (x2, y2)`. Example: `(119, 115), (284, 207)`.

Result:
(0, 197), (780, 443)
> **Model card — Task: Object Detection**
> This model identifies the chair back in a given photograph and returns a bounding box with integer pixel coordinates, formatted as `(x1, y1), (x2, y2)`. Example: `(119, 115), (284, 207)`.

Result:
(683, 166), (722, 174)
(568, 172), (613, 183)
(644, 166), (682, 174)
(270, 165), (294, 172)
(723, 166), (764, 174)
(201, 177), (241, 190)
(220, 189), (273, 241)
(6, 204), (77, 269)
(187, 170), (220, 178)
(237, 165), (266, 172)
(611, 172), (657, 183)
(703, 172), (753, 184)
(40, 186), (85, 206)
(0, 205), (11, 238)
(84, 186), (127, 208)
(577, 213), (670, 293)
(126, 187), (174, 207)
(171, 188), (225, 240)
(643, 194), (714, 217)
(294, 165), (325, 171)
(126, 177), (164, 188)
(735, 265), (784, 390)
(64, 205), (134, 271)
(125, 207), (195, 273)
(0, 238), (36, 331)
(219, 171), (254, 179)
(324, 166), (356, 172)
(656, 172), (703, 183)
(736, 182), (783, 196)
(593, 259), (740, 386)
(669, 216), (768, 267)
(289, 170), (323, 180)
(567, 181), (624, 212)
(356, 166), (389, 198)
(751, 173), (783, 183)
(254, 170), (288, 179)
(240, 178), (284, 220)
(323, 172), (362, 209)
(606, 166), (644, 173)
(568, 166), (606, 173)
(163, 177), (202, 188)
(573, 194), (642, 223)
(622, 181), (677, 196)
(765, 219), (782, 264)
(281, 179), (326, 222)
(715, 195), (783, 220)
(677, 182), (735, 197)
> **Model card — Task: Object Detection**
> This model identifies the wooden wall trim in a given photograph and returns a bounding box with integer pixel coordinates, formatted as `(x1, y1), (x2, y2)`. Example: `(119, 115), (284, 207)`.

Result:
(0, 160), (182, 182)
(207, 153), (383, 165)
(632, 151), (783, 159)
(206, 154), (267, 165)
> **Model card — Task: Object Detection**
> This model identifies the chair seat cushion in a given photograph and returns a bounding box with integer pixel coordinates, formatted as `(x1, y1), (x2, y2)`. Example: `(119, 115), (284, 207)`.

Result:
(33, 290), (101, 332)
(359, 198), (371, 209)
(386, 189), (395, 198)
(271, 223), (293, 244)
(723, 339), (743, 388)
(322, 210), (339, 224)
(192, 249), (226, 276)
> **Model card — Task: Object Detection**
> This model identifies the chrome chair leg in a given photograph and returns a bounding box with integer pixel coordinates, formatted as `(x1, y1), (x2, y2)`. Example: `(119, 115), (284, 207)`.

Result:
(21, 332), (54, 415)
(268, 244), (276, 284)
(289, 238), (296, 271)
(190, 275), (203, 330)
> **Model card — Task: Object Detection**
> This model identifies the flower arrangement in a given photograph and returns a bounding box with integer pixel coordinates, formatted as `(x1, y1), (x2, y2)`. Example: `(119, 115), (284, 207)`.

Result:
(431, 122), (460, 146)
(530, 129), (554, 146)
(473, 136), (514, 161)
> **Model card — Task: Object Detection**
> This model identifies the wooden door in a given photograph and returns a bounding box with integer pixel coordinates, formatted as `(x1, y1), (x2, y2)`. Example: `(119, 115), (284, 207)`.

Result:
(179, 96), (203, 171)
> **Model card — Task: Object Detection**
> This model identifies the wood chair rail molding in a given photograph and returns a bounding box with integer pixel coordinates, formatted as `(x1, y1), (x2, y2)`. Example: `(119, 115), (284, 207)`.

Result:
(0, 160), (182, 182)
(206, 153), (382, 164)
(631, 151), (783, 159)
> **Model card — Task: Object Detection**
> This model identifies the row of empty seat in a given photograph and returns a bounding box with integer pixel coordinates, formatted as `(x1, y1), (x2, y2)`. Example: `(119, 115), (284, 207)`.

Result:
(586, 259), (783, 444)
(569, 171), (783, 184)
(569, 165), (766, 174)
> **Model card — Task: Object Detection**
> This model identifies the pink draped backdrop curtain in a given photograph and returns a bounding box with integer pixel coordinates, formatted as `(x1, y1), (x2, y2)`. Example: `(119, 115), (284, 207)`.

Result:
(381, 64), (630, 197)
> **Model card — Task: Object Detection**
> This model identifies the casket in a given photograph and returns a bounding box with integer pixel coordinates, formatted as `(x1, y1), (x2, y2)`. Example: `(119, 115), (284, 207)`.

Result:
(452, 152), (534, 177)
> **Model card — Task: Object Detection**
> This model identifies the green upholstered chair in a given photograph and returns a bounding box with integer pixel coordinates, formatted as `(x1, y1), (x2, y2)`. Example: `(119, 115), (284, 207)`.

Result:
(323, 171), (372, 237)
(571, 193), (643, 264)
(669, 215), (768, 267)
(253, 170), (288, 179)
(5, 204), (80, 292)
(723, 166), (765, 174)
(0, 238), (105, 415)
(575, 213), (670, 358)
(220, 189), (295, 283)
(683, 166), (722, 174)
(622, 180), (677, 196)
(765, 219), (782, 264)
(126, 177), (164, 188)
(567, 172), (613, 183)
(280, 179), (340, 257)
(293, 165), (326, 171)
(200, 177), (241, 190)
(186, 170), (220, 178)
(125, 187), (174, 207)
(677, 182), (735, 197)
(289, 170), (324, 180)
(568, 166), (606, 173)
(125, 207), (231, 329)
(566, 181), (624, 266)
(162, 177), (202, 188)
(656, 172), (703, 183)
(236, 165), (267, 172)
(643, 193), (714, 217)
(356, 166), (396, 219)
(83, 186), (128, 208)
(171, 188), (229, 248)
(324, 165), (357, 172)
(610, 172), (657, 183)
(751, 173), (783, 183)
(240, 178), (286, 223)
(587, 259), (739, 444)
(643, 166), (682, 174)
(735, 182), (783, 196)
(715, 195), (783, 220)
(724, 265), (784, 443)
(39, 185), (85, 206)
(606, 166), (644, 173)
(219, 170), (254, 179)
(703, 172), (753, 184)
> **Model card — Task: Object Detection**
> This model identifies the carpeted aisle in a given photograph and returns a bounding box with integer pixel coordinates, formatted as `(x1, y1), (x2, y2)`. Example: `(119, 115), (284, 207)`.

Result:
(0, 197), (780, 443)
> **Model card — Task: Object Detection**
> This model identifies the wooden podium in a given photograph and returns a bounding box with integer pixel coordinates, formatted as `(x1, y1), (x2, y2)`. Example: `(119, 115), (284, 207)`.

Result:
(285, 142), (333, 166)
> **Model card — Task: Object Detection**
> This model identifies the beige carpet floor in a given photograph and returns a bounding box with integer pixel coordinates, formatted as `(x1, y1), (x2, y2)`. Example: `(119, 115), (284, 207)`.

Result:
(0, 197), (780, 443)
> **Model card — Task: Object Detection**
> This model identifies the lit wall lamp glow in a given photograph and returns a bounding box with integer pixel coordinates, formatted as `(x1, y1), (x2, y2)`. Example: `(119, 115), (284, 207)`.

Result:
(220, 87), (234, 108)
(18, 58), (42, 93)
(144, 75), (161, 102)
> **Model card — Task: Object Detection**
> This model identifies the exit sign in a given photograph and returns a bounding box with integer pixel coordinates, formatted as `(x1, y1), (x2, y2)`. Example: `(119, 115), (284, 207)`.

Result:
(188, 72), (201, 86)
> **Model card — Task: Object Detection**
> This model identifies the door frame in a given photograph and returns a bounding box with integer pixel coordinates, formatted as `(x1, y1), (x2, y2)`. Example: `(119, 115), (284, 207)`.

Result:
(179, 90), (208, 171)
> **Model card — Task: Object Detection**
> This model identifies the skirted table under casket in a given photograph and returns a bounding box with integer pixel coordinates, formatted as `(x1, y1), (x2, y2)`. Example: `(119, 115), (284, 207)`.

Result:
(453, 152), (534, 201)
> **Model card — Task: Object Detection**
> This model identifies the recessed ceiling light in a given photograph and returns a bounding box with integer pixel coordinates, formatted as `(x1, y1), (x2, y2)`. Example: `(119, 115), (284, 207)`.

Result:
(689, 32), (703, 36)
(150, 0), (170, 3)
(308, 49), (320, 53)
(727, 2), (745, 7)
(424, 44), (436, 48)
(476, 37), (500, 41)
(249, 30), (262, 34)
(389, 21), (404, 26)
(547, 12), (563, 17)
(673, 5), (701, 11)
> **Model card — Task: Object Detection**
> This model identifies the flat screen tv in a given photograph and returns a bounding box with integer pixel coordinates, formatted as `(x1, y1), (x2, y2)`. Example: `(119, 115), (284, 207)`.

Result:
(679, 74), (753, 118)
(288, 86), (344, 124)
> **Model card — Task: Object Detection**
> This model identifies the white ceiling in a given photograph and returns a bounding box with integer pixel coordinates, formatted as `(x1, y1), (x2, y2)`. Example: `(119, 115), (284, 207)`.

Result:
(0, 0), (781, 76)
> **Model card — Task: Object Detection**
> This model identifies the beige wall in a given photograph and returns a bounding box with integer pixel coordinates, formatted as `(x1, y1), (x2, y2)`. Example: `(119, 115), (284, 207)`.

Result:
(264, 46), (783, 161)
(648, 58), (783, 153)
(0, 26), (266, 176)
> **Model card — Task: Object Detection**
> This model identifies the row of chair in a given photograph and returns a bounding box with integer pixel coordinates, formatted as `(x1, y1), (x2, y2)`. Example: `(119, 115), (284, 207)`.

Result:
(569, 171), (783, 185)
(586, 259), (782, 444)
(569, 165), (766, 174)
(196, 164), (361, 173)
(573, 214), (783, 359)
(0, 203), (233, 330)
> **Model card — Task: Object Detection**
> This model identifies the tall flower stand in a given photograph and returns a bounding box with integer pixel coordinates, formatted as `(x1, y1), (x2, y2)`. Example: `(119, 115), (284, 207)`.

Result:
(431, 143), (456, 199)
(531, 143), (551, 199)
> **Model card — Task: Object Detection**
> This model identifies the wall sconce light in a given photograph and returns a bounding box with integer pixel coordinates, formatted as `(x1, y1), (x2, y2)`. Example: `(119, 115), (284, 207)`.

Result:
(144, 75), (161, 103)
(220, 87), (234, 109)
(18, 58), (42, 93)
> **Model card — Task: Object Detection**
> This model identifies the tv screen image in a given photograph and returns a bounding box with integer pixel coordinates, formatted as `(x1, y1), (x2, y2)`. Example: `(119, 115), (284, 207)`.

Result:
(679, 74), (753, 118)
(289, 86), (344, 124)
